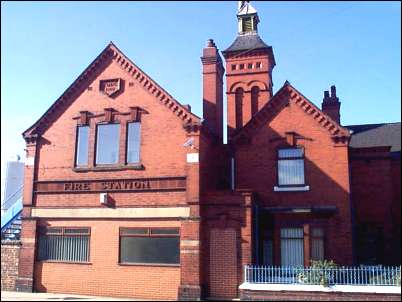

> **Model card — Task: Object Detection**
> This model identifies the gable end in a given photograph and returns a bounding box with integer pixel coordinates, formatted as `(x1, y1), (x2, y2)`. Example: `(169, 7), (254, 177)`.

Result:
(231, 82), (350, 144)
(23, 42), (200, 142)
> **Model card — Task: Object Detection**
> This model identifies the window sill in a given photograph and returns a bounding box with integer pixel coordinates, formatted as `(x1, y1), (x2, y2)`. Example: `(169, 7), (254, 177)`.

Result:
(274, 185), (310, 192)
(118, 262), (180, 267)
(37, 260), (92, 265)
(73, 164), (144, 172)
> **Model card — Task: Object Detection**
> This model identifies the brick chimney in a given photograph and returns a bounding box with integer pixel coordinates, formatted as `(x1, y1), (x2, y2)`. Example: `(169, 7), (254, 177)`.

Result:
(201, 39), (224, 140)
(322, 85), (341, 124)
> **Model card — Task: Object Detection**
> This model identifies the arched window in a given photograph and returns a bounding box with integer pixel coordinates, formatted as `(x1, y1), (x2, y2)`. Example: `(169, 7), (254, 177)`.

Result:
(251, 86), (260, 117)
(235, 87), (244, 129)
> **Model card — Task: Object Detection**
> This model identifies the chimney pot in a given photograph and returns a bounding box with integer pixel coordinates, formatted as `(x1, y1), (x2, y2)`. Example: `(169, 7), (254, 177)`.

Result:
(331, 85), (336, 97)
(207, 39), (216, 47)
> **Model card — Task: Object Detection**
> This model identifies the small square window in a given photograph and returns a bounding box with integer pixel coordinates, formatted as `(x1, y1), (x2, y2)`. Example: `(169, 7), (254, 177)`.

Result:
(239, 64), (244, 70)
(248, 63), (253, 69)
(231, 64), (236, 71)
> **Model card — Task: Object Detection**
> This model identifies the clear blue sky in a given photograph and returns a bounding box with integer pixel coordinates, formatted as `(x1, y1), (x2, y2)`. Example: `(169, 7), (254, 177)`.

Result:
(1, 1), (401, 176)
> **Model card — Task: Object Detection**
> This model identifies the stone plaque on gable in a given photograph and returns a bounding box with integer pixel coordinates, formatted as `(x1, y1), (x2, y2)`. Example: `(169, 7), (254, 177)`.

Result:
(99, 78), (122, 97)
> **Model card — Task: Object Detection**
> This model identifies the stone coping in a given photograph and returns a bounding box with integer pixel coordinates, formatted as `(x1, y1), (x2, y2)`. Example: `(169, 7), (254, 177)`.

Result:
(239, 282), (402, 294)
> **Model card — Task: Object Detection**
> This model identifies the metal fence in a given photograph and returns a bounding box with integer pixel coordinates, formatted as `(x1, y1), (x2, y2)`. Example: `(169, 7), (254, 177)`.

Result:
(244, 265), (401, 286)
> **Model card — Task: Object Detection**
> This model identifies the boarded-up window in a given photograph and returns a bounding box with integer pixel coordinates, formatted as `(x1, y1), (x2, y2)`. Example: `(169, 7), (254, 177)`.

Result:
(37, 227), (90, 262)
(119, 228), (179, 264)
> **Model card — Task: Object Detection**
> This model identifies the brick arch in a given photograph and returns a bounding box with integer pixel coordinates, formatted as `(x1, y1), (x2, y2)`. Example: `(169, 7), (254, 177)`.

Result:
(229, 81), (248, 93)
(247, 80), (268, 91)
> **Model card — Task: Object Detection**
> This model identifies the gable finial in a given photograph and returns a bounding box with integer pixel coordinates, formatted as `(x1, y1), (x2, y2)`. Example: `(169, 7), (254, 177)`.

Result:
(238, 1), (249, 10)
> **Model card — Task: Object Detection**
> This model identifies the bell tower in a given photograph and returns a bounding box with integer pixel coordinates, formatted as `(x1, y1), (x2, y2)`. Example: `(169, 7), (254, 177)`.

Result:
(223, 1), (276, 139)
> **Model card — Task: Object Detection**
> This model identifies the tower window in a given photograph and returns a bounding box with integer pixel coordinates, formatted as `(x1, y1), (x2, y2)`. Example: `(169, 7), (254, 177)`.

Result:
(239, 64), (244, 70)
(231, 64), (236, 71)
(251, 86), (260, 116)
(248, 63), (253, 69)
(235, 88), (244, 129)
(256, 62), (262, 69)
(242, 17), (253, 33)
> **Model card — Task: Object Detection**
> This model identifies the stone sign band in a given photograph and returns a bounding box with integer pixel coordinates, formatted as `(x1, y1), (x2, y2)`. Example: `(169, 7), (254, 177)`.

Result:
(35, 177), (186, 193)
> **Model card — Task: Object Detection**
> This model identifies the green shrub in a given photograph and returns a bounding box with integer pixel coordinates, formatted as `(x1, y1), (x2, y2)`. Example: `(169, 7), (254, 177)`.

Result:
(297, 260), (338, 287)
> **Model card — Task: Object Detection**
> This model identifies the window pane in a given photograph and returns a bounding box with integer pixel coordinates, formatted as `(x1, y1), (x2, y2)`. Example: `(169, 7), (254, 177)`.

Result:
(281, 228), (304, 239)
(312, 238), (324, 261)
(262, 239), (273, 265)
(312, 227), (324, 238)
(120, 237), (179, 264)
(76, 126), (89, 166)
(38, 235), (89, 262)
(120, 228), (148, 236)
(96, 124), (120, 164)
(46, 227), (63, 235)
(278, 159), (304, 185)
(64, 228), (90, 235)
(278, 148), (303, 158)
(281, 228), (304, 266)
(127, 122), (141, 163)
(151, 228), (179, 235)
(311, 227), (324, 261)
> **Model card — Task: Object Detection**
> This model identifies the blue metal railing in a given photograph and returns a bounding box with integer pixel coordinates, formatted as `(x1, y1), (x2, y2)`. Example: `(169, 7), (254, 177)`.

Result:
(244, 265), (401, 286)
(1, 198), (23, 232)
(1, 185), (23, 210)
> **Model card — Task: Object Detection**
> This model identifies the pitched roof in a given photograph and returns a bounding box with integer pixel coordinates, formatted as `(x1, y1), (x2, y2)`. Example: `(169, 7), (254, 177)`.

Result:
(231, 81), (350, 143)
(345, 122), (401, 153)
(222, 34), (271, 53)
(23, 42), (200, 140)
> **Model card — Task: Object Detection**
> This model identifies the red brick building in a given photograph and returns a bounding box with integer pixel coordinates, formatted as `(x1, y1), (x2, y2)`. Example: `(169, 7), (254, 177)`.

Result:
(16, 1), (400, 300)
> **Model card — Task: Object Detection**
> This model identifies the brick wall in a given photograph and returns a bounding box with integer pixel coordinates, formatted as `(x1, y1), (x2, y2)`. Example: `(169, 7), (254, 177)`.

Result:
(350, 148), (401, 265)
(201, 191), (254, 299)
(209, 228), (238, 298)
(234, 94), (353, 265)
(19, 47), (200, 299)
(240, 289), (401, 301)
(35, 59), (189, 183)
(1, 241), (21, 291)
(34, 219), (181, 300)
